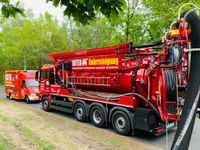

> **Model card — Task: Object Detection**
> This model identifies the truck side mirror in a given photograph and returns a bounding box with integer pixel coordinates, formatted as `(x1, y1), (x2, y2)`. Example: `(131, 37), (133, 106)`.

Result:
(64, 61), (72, 70)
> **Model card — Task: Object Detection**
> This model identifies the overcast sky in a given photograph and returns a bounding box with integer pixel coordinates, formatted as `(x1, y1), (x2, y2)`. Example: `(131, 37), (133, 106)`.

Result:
(18, 0), (65, 21)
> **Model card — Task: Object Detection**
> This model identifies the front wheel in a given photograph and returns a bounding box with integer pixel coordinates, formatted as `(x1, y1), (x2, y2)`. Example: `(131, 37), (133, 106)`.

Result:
(111, 110), (131, 136)
(42, 96), (51, 112)
(25, 96), (30, 104)
(7, 93), (12, 100)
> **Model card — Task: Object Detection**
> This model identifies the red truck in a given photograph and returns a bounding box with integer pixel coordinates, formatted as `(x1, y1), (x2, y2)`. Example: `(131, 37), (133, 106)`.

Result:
(4, 70), (40, 103)
(36, 42), (179, 136)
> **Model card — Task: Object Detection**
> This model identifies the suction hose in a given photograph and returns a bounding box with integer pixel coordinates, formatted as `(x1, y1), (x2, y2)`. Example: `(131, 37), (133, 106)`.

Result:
(171, 11), (200, 150)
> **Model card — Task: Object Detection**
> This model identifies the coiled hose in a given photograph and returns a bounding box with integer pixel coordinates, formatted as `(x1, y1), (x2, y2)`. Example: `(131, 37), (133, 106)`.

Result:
(171, 11), (200, 150)
(164, 69), (177, 101)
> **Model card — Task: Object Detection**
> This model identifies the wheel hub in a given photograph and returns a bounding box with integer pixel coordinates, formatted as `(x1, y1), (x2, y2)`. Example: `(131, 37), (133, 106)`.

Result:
(93, 110), (102, 123)
(77, 107), (83, 118)
(116, 116), (125, 129)
(44, 100), (48, 108)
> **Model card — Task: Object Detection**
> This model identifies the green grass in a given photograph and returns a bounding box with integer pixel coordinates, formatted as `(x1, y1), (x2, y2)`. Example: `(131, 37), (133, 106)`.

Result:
(0, 115), (8, 122)
(0, 136), (14, 150)
(0, 114), (54, 150)
(12, 121), (54, 150)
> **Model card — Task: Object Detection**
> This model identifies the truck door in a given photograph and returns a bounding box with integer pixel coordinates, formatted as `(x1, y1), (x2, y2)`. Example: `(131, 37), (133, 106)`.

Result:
(21, 80), (27, 99)
(40, 69), (49, 91)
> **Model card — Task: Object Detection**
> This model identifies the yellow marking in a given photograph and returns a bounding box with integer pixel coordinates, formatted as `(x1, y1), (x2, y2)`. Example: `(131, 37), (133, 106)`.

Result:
(68, 97), (74, 102)
(169, 29), (180, 36)
(5, 81), (12, 84)
(89, 58), (119, 66)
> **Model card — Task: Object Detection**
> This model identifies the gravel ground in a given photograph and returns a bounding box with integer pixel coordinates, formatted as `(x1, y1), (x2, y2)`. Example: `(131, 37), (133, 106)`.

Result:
(1, 98), (160, 150)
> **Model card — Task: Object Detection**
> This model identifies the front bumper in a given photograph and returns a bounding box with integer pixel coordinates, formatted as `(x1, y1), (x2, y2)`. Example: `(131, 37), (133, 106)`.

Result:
(28, 95), (39, 101)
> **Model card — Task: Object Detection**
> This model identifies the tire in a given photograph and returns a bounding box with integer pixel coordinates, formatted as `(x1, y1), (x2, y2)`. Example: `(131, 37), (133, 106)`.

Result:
(7, 93), (12, 100)
(90, 106), (105, 128)
(42, 96), (51, 112)
(111, 110), (131, 136)
(74, 103), (86, 122)
(25, 96), (30, 104)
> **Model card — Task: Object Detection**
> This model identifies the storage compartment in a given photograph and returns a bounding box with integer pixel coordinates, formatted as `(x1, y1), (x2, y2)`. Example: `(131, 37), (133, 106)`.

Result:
(134, 108), (158, 131)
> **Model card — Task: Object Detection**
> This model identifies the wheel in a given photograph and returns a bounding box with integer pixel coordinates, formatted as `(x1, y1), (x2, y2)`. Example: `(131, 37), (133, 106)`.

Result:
(25, 96), (30, 104)
(90, 106), (105, 128)
(7, 93), (12, 100)
(111, 110), (131, 136)
(42, 96), (51, 112)
(74, 103), (86, 122)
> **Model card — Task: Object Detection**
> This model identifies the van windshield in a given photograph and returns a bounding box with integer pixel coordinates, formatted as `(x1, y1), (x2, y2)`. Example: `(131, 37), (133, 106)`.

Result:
(26, 79), (39, 87)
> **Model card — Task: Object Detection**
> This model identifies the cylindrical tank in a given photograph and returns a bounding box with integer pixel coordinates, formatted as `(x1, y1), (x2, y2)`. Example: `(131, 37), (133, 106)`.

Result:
(69, 70), (133, 93)
(64, 54), (155, 94)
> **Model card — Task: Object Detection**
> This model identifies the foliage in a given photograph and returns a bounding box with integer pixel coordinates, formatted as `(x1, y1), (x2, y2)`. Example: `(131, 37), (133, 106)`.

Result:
(66, 17), (119, 50)
(0, 0), (24, 18)
(142, 0), (200, 41)
(47, 0), (126, 24)
(0, 11), (70, 83)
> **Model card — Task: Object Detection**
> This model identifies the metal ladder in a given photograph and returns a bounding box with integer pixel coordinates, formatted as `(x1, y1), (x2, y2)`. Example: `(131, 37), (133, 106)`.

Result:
(66, 76), (111, 86)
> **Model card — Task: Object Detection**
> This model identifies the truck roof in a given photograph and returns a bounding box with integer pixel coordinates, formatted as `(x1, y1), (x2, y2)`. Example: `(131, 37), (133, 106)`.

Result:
(5, 70), (36, 79)
(5, 70), (37, 73)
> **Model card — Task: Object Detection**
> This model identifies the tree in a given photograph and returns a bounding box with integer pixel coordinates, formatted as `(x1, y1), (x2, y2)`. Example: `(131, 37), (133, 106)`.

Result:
(0, 0), (24, 18)
(108, 0), (137, 42)
(0, 11), (70, 83)
(47, 0), (126, 24)
(142, 0), (200, 41)
(124, 0), (139, 41)
(66, 16), (118, 50)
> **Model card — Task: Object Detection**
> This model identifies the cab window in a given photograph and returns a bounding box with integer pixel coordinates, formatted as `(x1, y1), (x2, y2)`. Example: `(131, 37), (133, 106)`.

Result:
(21, 80), (26, 88)
(49, 69), (55, 84)
(40, 70), (48, 80)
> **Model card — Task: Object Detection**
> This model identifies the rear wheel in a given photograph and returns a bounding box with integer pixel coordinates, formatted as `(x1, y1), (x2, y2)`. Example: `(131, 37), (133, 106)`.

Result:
(90, 106), (105, 128)
(111, 110), (131, 136)
(74, 103), (86, 122)
(42, 96), (50, 111)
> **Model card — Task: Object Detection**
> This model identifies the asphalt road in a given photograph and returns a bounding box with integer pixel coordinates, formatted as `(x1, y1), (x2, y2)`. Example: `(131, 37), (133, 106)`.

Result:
(0, 87), (199, 150)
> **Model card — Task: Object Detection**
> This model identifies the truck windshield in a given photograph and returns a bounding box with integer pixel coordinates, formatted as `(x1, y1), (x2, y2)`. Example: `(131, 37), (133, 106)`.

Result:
(26, 79), (39, 87)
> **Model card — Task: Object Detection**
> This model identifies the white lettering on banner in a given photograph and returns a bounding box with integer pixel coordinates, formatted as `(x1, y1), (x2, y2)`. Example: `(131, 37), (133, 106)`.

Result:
(72, 59), (88, 66)
(5, 74), (12, 81)
(5, 84), (15, 87)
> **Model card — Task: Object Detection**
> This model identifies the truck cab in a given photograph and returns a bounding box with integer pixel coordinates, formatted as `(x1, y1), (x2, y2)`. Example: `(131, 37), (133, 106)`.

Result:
(36, 64), (55, 101)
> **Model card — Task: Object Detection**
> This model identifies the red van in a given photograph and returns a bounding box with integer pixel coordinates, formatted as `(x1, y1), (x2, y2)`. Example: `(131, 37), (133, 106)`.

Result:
(4, 70), (40, 103)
